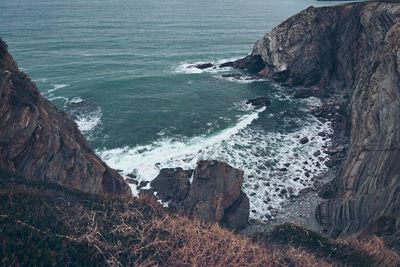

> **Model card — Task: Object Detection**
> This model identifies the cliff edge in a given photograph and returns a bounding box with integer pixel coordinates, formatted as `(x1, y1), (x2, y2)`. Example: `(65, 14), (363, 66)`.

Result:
(0, 39), (130, 195)
(241, 2), (400, 247)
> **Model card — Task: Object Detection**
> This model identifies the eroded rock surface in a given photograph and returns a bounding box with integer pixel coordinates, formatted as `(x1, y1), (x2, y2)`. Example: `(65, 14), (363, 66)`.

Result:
(0, 39), (130, 195)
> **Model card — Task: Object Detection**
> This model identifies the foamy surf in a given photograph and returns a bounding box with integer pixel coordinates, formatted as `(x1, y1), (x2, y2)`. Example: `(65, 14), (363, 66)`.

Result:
(64, 97), (103, 136)
(48, 84), (69, 93)
(97, 106), (265, 191)
(98, 97), (333, 221)
(217, 74), (269, 84)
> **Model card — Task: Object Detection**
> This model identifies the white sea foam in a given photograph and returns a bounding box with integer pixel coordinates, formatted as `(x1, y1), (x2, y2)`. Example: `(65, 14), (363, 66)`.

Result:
(33, 78), (48, 83)
(98, 98), (333, 221)
(98, 106), (265, 182)
(48, 96), (68, 101)
(69, 96), (84, 104)
(75, 106), (102, 133)
(174, 57), (242, 74)
(48, 84), (69, 93)
(218, 75), (269, 84)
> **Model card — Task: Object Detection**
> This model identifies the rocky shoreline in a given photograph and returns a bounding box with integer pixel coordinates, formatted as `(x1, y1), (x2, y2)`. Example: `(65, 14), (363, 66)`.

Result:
(229, 1), (400, 250)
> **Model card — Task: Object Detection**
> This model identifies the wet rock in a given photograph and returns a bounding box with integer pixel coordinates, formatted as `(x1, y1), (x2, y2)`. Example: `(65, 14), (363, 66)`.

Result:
(299, 187), (314, 195)
(126, 178), (138, 185)
(193, 63), (214, 69)
(325, 145), (345, 155)
(221, 73), (243, 79)
(221, 55), (265, 73)
(324, 159), (334, 168)
(246, 97), (271, 107)
(299, 137), (309, 144)
(313, 150), (321, 157)
(127, 173), (137, 179)
(219, 61), (235, 68)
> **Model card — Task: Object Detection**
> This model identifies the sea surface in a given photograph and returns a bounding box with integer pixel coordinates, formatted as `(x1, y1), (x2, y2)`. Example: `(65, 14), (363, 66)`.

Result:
(1, 0), (345, 220)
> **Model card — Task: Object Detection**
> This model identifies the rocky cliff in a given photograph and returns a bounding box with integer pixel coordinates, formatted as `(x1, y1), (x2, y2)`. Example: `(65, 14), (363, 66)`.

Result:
(0, 39), (130, 195)
(239, 2), (400, 246)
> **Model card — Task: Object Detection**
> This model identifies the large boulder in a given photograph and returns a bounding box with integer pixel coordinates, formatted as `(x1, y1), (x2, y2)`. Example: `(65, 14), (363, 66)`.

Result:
(147, 160), (250, 230)
(183, 160), (247, 228)
(246, 97), (271, 107)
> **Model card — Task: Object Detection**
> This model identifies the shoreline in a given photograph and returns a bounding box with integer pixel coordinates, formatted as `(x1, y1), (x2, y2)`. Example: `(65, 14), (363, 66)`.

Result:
(241, 90), (349, 235)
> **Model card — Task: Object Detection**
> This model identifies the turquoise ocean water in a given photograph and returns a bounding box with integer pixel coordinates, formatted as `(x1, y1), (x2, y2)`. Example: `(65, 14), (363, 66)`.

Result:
(1, 0), (344, 219)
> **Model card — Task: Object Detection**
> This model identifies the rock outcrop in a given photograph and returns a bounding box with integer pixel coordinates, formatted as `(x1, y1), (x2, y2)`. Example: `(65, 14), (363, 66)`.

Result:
(236, 2), (400, 246)
(0, 39), (130, 195)
(246, 97), (271, 107)
(147, 160), (250, 230)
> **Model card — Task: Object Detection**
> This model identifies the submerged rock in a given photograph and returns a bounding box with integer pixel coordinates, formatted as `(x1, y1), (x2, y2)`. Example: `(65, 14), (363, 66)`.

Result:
(299, 137), (309, 144)
(193, 63), (214, 70)
(220, 55), (265, 73)
(246, 97), (271, 107)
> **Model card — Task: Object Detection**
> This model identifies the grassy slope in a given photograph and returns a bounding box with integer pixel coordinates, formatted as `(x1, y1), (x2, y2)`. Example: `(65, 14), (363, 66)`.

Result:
(0, 170), (398, 266)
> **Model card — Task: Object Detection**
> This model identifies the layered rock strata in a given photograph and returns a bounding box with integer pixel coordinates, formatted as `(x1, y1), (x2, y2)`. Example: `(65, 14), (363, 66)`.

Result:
(234, 2), (400, 246)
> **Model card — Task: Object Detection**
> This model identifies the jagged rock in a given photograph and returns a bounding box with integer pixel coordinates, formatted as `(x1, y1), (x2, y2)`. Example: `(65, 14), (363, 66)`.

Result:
(193, 63), (214, 70)
(149, 168), (191, 205)
(147, 160), (249, 230)
(220, 55), (265, 73)
(182, 160), (248, 230)
(246, 97), (271, 107)
(0, 39), (130, 196)
(242, 1), (400, 248)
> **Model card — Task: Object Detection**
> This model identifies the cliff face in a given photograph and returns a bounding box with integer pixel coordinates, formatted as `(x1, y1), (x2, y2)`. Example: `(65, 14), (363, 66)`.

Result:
(0, 39), (130, 195)
(245, 2), (400, 243)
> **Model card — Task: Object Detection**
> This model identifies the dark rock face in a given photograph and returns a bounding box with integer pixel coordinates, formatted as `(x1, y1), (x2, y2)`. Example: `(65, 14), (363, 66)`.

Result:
(242, 2), (400, 246)
(150, 168), (192, 206)
(183, 160), (249, 230)
(246, 97), (271, 107)
(193, 63), (214, 70)
(220, 55), (265, 73)
(148, 160), (250, 230)
(0, 39), (130, 196)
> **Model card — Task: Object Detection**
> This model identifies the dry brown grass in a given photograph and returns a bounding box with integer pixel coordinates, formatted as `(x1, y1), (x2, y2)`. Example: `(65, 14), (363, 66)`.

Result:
(347, 236), (400, 267)
(1, 171), (399, 267)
